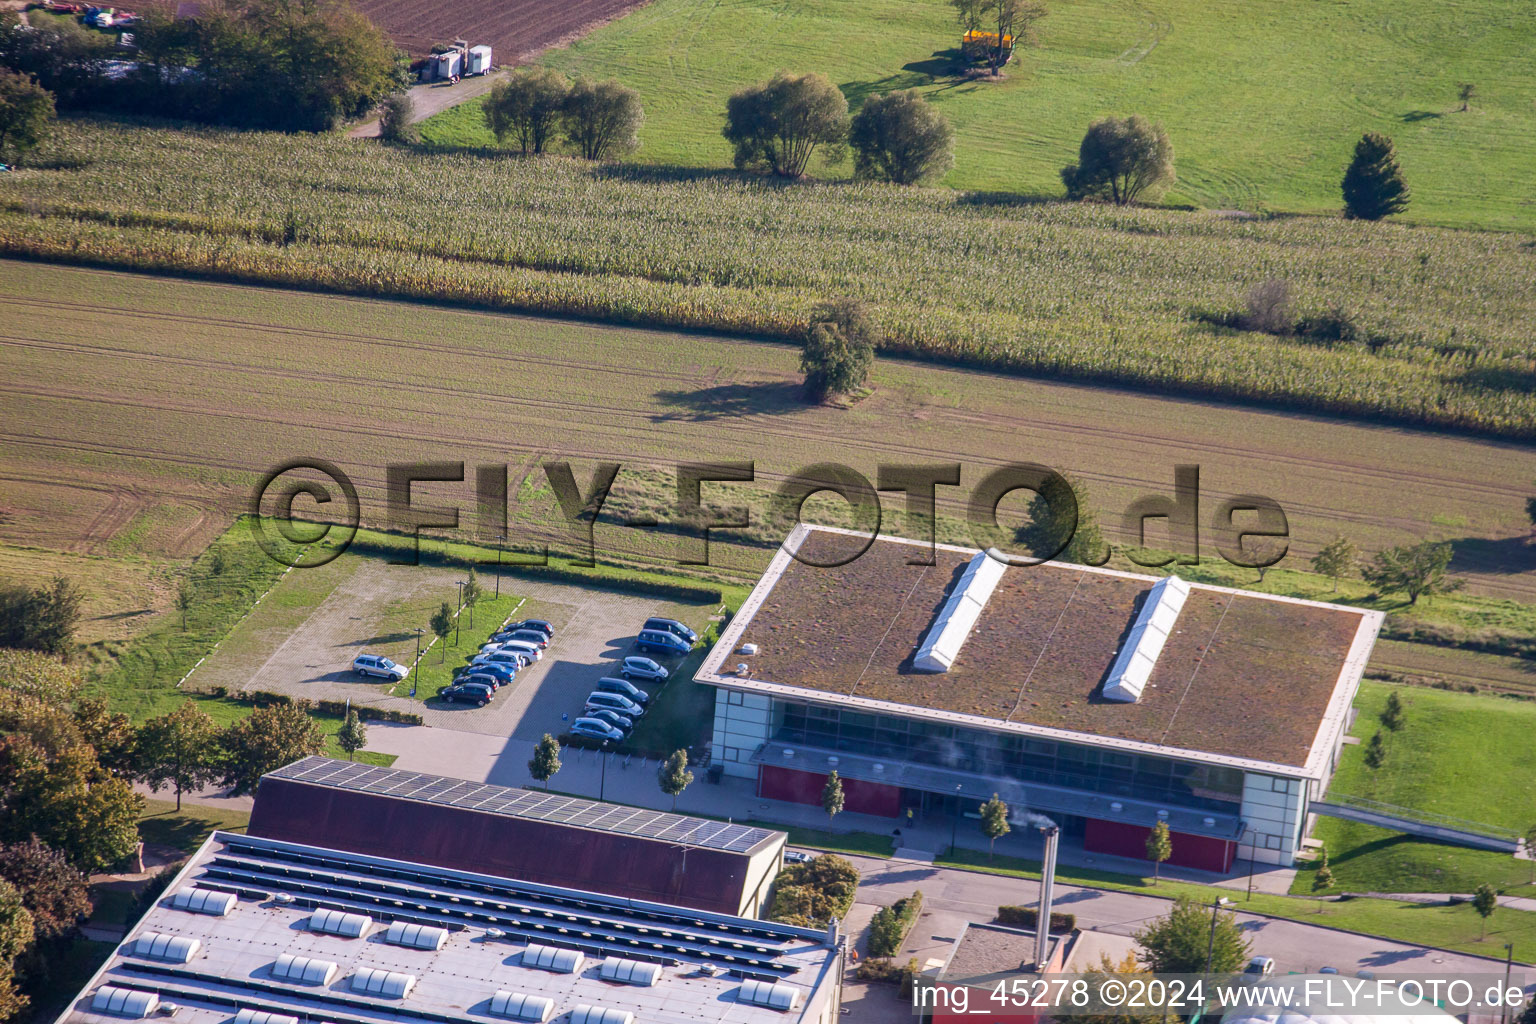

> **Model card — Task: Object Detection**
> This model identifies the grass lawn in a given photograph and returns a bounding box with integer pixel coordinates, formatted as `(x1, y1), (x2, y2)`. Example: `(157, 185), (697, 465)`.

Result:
(751, 824), (896, 858)
(936, 849), (1536, 962)
(422, 0), (1536, 231)
(136, 797), (250, 852)
(1288, 682), (1536, 896)
(386, 590), (530, 702)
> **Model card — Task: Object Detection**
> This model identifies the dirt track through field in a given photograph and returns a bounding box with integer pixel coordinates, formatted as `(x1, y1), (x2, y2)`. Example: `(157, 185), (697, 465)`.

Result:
(2, 262), (1532, 600)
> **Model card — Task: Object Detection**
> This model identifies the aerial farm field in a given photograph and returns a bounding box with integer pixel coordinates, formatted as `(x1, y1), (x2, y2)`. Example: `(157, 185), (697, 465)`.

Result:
(422, 0), (1536, 231)
(352, 0), (647, 60)
(5, 121), (1536, 440)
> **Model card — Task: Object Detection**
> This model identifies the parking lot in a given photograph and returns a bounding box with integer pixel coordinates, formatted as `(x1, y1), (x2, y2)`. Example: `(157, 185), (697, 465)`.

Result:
(186, 556), (719, 740)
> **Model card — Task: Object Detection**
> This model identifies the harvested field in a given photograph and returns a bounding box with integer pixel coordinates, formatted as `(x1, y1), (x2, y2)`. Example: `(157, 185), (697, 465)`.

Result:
(0, 542), (177, 645)
(2, 261), (1532, 612)
(355, 0), (649, 60)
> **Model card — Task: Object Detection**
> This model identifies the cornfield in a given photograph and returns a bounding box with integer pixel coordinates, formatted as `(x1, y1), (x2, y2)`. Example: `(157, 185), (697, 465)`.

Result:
(4, 118), (1535, 438)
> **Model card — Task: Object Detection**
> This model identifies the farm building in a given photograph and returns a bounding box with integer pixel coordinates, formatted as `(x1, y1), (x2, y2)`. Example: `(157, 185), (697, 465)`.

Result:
(699, 525), (1384, 872)
(248, 758), (786, 917)
(53, 831), (846, 1024)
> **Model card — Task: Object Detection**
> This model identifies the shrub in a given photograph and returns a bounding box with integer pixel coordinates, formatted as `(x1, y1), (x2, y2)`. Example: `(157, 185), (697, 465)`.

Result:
(0, 69), (54, 163)
(849, 90), (953, 185)
(765, 854), (860, 927)
(995, 905), (1076, 932)
(378, 92), (416, 144)
(723, 72), (847, 178)
(866, 890), (922, 957)
(1341, 131), (1409, 221)
(801, 298), (876, 401)
(1061, 115), (1174, 205)
(1242, 279), (1291, 335)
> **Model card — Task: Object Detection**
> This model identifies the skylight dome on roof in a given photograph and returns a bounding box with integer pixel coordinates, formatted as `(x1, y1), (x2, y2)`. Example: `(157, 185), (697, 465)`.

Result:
(350, 967), (416, 999)
(90, 986), (159, 1018)
(914, 551), (1006, 673)
(521, 943), (582, 973)
(269, 954), (338, 986)
(383, 922), (448, 950)
(488, 991), (555, 1022)
(167, 887), (236, 917)
(307, 909), (371, 938)
(570, 1006), (633, 1024)
(738, 979), (804, 1011)
(129, 931), (200, 963)
(598, 957), (662, 986)
(232, 1010), (298, 1024)
(1102, 575), (1190, 703)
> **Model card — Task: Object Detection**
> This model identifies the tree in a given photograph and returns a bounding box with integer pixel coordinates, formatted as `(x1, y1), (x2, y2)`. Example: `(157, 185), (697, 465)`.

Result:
(723, 71), (848, 179)
(1145, 820), (1172, 885)
(765, 854), (860, 927)
(849, 90), (953, 185)
(1077, 952), (1160, 1024)
(657, 749), (694, 810)
(336, 709), (367, 761)
(1061, 115), (1174, 205)
(217, 703), (325, 796)
(1242, 278), (1291, 335)
(987, 0), (1047, 76)
(430, 602), (453, 663)
(1136, 897), (1249, 973)
(1361, 540), (1463, 605)
(175, 580), (193, 629)
(0, 576), (83, 655)
(378, 91), (415, 144)
(462, 568), (482, 630)
(134, 702), (221, 810)
(1312, 846), (1334, 891)
(73, 696), (136, 776)
(527, 734), (561, 791)
(1341, 131), (1409, 220)
(1517, 996), (1536, 1024)
(801, 298), (876, 402)
(1472, 882), (1497, 940)
(1310, 535), (1357, 592)
(1014, 473), (1107, 565)
(1380, 691), (1404, 732)
(0, 69), (53, 164)
(0, 879), (34, 1023)
(0, 838), (88, 941)
(1457, 83), (1476, 112)
(821, 770), (845, 823)
(0, 12), (113, 109)
(1526, 824), (1536, 886)
(1364, 729), (1386, 769)
(562, 77), (643, 161)
(483, 67), (569, 155)
(978, 793), (1010, 861)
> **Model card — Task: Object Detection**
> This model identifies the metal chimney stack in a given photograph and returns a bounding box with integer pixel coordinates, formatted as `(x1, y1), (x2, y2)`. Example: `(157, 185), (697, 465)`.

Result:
(1035, 825), (1059, 971)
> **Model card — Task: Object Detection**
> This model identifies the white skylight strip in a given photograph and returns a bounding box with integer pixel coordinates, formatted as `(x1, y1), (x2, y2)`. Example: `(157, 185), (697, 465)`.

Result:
(1102, 575), (1190, 703)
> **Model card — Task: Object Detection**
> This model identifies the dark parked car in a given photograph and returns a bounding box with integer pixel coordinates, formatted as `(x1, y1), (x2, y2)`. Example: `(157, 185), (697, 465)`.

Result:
(470, 661), (517, 683)
(596, 676), (650, 706)
(644, 617), (697, 644)
(570, 718), (624, 742)
(586, 708), (634, 734)
(439, 681), (493, 706)
(636, 629), (691, 656)
(507, 618), (554, 638)
(620, 656), (668, 683)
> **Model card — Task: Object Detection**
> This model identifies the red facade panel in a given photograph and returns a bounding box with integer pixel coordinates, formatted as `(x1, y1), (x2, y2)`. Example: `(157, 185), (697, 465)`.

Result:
(1083, 818), (1237, 873)
(757, 765), (902, 818)
(247, 778), (757, 915)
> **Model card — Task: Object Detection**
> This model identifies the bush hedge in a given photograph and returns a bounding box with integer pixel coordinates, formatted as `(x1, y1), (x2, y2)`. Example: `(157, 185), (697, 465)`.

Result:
(765, 854), (860, 927)
(205, 687), (425, 726)
(866, 890), (923, 957)
(996, 904), (1076, 933)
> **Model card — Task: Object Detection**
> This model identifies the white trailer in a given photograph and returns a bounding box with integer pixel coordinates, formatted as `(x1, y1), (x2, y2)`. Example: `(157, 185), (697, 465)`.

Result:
(467, 45), (492, 75)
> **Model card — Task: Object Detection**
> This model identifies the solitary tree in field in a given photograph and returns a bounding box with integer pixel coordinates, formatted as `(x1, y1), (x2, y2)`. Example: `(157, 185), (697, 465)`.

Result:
(1310, 535), (1357, 592)
(1472, 882), (1497, 940)
(1341, 131), (1409, 220)
(1145, 820), (1172, 885)
(0, 69), (55, 164)
(950, 0), (1047, 75)
(430, 602), (453, 663)
(1015, 473), (1108, 565)
(978, 794), (1010, 861)
(821, 770), (845, 824)
(336, 709), (368, 761)
(1061, 115), (1174, 205)
(378, 92), (415, 144)
(801, 298), (876, 402)
(1361, 540), (1462, 605)
(1380, 691), (1404, 732)
(849, 90), (953, 185)
(133, 702), (222, 811)
(1364, 729), (1387, 769)
(175, 580), (194, 630)
(724, 71), (848, 178)
(1457, 83), (1476, 112)
(527, 733), (561, 791)
(484, 67), (570, 155)
(562, 77), (643, 161)
(657, 749), (694, 810)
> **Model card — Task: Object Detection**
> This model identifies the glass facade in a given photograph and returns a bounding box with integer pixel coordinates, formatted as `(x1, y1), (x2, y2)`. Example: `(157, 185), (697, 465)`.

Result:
(773, 700), (1244, 814)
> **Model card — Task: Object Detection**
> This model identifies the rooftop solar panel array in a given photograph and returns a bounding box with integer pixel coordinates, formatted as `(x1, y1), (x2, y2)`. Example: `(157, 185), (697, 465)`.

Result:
(267, 758), (775, 855)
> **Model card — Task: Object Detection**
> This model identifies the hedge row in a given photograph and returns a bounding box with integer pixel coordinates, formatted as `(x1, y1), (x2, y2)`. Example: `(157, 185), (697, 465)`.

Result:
(203, 686), (425, 725)
(995, 904), (1076, 933)
(866, 890), (923, 957)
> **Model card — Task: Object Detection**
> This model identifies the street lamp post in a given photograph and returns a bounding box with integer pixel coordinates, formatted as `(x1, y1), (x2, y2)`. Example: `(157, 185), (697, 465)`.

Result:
(1204, 896), (1233, 974)
(454, 580), (466, 644)
(1246, 828), (1258, 901)
(411, 627), (424, 697)
(949, 784), (963, 856)
(599, 741), (610, 802)
(495, 532), (506, 598)
(1502, 944), (1514, 1024)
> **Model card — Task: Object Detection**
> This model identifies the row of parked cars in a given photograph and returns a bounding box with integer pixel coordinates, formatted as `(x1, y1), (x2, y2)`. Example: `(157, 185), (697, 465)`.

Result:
(438, 619), (557, 706)
(567, 617), (698, 743)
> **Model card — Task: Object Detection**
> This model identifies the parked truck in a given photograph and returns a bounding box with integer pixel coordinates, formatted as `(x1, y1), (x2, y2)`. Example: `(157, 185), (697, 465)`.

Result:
(421, 40), (492, 83)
